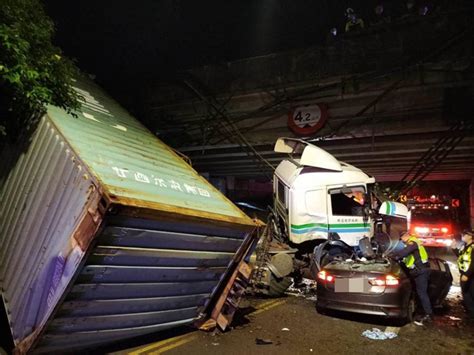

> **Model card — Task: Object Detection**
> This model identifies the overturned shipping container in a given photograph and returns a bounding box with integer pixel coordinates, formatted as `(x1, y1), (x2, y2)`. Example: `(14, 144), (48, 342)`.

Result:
(0, 78), (256, 353)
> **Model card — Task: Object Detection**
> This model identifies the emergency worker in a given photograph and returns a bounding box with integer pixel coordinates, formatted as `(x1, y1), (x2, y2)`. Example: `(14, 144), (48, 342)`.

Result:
(392, 232), (433, 325)
(371, 4), (391, 25)
(401, 0), (417, 19)
(455, 230), (474, 320)
(345, 8), (365, 32)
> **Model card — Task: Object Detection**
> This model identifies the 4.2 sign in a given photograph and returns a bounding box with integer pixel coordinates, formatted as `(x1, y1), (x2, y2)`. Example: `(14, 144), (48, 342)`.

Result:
(288, 104), (328, 136)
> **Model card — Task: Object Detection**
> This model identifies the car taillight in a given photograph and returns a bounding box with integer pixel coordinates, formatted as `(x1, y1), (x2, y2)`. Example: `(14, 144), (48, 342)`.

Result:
(441, 227), (449, 233)
(385, 275), (399, 285)
(369, 278), (385, 286)
(369, 275), (399, 286)
(317, 270), (334, 283)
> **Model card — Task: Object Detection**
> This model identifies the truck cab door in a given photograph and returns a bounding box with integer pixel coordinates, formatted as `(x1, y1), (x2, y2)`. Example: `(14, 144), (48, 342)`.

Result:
(326, 185), (372, 246)
(273, 178), (289, 237)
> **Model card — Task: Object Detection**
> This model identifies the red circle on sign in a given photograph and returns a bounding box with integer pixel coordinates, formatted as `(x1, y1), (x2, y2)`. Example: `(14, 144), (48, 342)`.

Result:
(288, 104), (328, 136)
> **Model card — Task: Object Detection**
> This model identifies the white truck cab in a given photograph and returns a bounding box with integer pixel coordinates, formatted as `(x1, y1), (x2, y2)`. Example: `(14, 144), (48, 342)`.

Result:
(252, 138), (409, 296)
(273, 138), (375, 246)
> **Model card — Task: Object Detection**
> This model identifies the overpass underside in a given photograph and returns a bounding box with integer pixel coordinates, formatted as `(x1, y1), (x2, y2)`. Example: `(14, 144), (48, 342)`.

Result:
(145, 9), (474, 183)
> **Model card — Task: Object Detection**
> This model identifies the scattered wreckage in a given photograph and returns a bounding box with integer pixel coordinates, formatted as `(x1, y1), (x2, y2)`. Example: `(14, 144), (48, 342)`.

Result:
(249, 138), (453, 320)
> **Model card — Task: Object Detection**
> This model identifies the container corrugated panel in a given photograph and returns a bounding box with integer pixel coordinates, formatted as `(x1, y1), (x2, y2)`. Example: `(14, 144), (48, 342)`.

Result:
(0, 76), (254, 353)
(0, 117), (103, 344)
(34, 217), (248, 353)
(47, 77), (251, 225)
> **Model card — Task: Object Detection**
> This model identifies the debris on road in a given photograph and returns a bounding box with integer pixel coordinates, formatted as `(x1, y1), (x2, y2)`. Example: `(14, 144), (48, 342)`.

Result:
(286, 278), (318, 301)
(448, 316), (462, 321)
(362, 328), (398, 340)
(447, 285), (462, 300)
(281, 328), (290, 331)
(255, 338), (273, 345)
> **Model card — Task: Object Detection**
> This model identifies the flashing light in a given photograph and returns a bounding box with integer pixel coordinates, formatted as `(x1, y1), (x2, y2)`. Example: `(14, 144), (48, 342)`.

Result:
(441, 227), (449, 233)
(369, 275), (399, 287)
(415, 226), (429, 234)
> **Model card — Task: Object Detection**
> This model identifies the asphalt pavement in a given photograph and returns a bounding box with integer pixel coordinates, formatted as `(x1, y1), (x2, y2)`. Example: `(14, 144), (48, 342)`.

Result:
(105, 246), (468, 355)
(114, 292), (473, 355)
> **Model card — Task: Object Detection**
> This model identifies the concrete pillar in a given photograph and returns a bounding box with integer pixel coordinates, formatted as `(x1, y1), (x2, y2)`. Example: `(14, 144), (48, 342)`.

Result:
(470, 179), (474, 229)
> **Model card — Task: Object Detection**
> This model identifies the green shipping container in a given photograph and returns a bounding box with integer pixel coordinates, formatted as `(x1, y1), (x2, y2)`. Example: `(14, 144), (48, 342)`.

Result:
(0, 76), (255, 353)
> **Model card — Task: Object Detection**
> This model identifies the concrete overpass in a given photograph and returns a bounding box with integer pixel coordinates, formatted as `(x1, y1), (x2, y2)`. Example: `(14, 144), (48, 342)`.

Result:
(139, 10), (474, 224)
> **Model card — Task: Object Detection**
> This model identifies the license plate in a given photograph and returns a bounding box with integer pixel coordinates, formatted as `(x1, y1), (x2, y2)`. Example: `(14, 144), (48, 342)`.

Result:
(335, 278), (365, 293)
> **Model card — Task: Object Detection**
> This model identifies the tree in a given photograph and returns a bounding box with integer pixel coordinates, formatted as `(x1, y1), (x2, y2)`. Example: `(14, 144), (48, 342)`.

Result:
(0, 0), (79, 144)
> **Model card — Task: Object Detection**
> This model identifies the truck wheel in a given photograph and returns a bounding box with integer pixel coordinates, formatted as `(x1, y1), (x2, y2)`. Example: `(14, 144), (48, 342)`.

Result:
(267, 276), (293, 297)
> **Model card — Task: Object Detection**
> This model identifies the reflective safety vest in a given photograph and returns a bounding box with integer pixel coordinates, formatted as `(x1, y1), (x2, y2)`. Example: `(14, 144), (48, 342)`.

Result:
(458, 243), (472, 273)
(403, 236), (428, 269)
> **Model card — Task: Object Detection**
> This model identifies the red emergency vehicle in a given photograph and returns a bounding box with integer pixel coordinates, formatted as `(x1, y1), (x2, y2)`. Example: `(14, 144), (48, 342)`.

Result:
(407, 196), (454, 247)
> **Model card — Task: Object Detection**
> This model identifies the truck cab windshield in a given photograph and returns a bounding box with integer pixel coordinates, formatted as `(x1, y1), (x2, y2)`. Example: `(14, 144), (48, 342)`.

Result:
(412, 208), (450, 223)
(330, 186), (367, 216)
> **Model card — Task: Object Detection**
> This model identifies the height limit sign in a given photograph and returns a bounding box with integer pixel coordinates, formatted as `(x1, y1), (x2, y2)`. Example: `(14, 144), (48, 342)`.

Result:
(288, 104), (328, 136)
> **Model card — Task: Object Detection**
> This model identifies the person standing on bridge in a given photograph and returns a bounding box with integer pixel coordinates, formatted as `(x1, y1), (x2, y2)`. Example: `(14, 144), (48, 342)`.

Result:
(454, 230), (474, 321)
(391, 232), (433, 325)
(345, 8), (365, 32)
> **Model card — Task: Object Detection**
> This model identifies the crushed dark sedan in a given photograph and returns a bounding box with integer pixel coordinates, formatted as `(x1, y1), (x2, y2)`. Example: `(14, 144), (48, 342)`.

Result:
(316, 256), (452, 321)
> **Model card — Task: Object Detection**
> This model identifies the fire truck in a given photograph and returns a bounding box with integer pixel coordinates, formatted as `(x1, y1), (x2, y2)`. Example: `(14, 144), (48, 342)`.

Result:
(407, 196), (455, 248)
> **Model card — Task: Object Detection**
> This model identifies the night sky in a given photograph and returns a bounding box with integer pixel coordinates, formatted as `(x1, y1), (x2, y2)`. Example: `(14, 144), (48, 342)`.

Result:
(44, 0), (389, 87)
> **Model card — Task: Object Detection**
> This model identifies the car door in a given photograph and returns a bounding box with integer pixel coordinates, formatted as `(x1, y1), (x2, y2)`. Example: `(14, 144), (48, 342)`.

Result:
(428, 258), (453, 307)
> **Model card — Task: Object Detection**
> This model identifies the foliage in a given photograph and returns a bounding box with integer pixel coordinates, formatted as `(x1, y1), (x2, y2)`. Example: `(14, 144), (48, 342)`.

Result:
(0, 0), (79, 141)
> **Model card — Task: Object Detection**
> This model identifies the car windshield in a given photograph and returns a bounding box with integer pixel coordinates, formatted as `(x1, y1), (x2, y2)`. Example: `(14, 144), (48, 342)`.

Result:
(411, 209), (450, 223)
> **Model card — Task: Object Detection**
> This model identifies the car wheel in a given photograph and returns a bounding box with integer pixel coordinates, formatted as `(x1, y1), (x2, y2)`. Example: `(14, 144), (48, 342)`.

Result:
(405, 294), (416, 323)
(316, 304), (326, 315)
